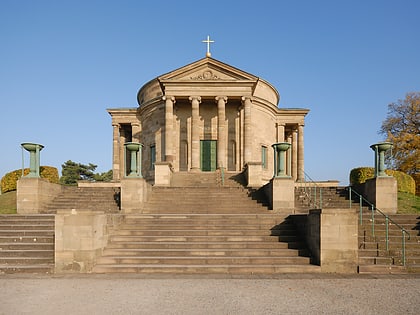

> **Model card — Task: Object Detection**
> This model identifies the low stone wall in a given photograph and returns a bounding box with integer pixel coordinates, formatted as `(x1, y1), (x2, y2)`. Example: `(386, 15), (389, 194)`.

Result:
(17, 177), (62, 214)
(55, 210), (122, 273)
(293, 208), (358, 273)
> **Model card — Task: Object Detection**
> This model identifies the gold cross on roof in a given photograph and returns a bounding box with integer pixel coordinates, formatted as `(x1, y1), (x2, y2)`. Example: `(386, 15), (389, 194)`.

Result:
(202, 35), (214, 57)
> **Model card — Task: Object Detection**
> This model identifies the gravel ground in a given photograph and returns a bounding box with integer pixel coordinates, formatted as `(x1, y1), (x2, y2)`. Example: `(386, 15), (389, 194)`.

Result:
(0, 274), (419, 315)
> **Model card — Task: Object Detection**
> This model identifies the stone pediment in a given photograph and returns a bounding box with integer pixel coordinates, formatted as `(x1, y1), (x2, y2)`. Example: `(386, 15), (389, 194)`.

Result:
(158, 57), (258, 83)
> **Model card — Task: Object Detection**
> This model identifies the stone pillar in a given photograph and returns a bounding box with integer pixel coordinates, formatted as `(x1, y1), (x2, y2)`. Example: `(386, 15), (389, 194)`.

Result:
(297, 124), (305, 181)
(189, 96), (201, 171)
(277, 123), (285, 143)
(292, 128), (298, 181)
(242, 97), (252, 164)
(131, 122), (141, 142)
(112, 123), (120, 181)
(216, 96), (227, 168)
(164, 96), (175, 162)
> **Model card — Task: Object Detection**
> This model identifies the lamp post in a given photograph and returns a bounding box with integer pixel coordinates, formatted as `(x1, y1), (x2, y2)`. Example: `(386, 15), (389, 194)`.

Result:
(370, 142), (393, 177)
(21, 143), (44, 178)
(272, 142), (291, 177)
(124, 142), (143, 177)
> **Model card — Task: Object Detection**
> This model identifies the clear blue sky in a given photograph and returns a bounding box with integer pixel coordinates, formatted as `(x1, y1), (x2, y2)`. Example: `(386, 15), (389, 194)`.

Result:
(1, 0), (419, 185)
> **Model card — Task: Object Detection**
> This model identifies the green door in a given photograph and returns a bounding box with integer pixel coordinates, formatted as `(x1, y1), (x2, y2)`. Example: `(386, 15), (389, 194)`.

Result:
(200, 140), (217, 171)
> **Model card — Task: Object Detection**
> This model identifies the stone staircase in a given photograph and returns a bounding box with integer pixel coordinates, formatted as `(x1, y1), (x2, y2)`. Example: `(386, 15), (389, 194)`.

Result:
(295, 186), (362, 211)
(93, 173), (320, 274)
(43, 186), (120, 213)
(358, 214), (420, 273)
(0, 214), (55, 274)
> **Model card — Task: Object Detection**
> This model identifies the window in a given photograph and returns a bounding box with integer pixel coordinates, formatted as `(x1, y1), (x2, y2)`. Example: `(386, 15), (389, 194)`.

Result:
(262, 146), (267, 169)
(150, 145), (156, 170)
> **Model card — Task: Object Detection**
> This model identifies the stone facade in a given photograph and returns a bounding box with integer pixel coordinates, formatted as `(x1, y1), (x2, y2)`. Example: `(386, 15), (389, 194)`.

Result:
(108, 57), (309, 186)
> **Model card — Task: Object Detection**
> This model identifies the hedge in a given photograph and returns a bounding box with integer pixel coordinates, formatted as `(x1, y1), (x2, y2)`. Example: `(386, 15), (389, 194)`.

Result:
(349, 167), (415, 194)
(1, 166), (59, 193)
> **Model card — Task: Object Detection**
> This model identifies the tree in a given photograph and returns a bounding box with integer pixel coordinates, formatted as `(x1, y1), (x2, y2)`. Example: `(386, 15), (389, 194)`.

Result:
(60, 160), (98, 185)
(93, 170), (113, 182)
(380, 92), (419, 191)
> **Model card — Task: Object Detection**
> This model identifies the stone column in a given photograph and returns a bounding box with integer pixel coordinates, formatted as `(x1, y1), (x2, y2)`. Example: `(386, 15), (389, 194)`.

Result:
(292, 128), (298, 181)
(189, 96), (201, 171)
(131, 123), (141, 142)
(164, 96), (175, 162)
(242, 97), (252, 164)
(216, 96), (227, 168)
(112, 123), (120, 181)
(277, 123), (285, 143)
(297, 124), (305, 181)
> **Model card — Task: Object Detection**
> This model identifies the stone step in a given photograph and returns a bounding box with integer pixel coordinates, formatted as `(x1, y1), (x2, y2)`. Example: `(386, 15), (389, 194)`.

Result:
(110, 229), (297, 237)
(93, 264), (321, 274)
(358, 265), (407, 274)
(0, 243), (54, 250)
(0, 249), (54, 257)
(101, 248), (308, 257)
(0, 236), (54, 243)
(108, 235), (298, 243)
(0, 264), (54, 274)
(0, 257), (54, 264)
(96, 256), (311, 265)
(0, 224), (54, 230)
(0, 230), (55, 236)
(117, 224), (294, 230)
(105, 241), (306, 250)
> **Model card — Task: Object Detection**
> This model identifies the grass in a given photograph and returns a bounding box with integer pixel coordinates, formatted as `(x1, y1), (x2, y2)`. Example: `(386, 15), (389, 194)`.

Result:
(397, 192), (420, 214)
(0, 191), (17, 214)
(0, 189), (419, 215)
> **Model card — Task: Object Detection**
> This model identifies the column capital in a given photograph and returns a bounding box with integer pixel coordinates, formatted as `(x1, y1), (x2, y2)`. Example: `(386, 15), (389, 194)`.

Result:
(215, 96), (228, 103)
(162, 95), (176, 103)
(189, 96), (201, 103)
(131, 122), (140, 127)
(241, 96), (253, 103)
(112, 123), (120, 128)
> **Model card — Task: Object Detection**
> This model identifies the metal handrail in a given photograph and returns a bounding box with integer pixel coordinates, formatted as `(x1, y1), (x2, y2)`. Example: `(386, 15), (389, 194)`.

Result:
(347, 186), (411, 266)
(296, 170), (323, 209)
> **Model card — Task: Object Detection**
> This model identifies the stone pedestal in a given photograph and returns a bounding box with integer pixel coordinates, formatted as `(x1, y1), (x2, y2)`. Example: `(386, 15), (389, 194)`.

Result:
(55, 210), (122, 273)
(17, 177), (62, 214)
(154, 162), (173, 186)
(120, 178), (151, 213)
(314, 209), (358, 273)
(266, 177), (295, 212)
(364, 177), (398, 214)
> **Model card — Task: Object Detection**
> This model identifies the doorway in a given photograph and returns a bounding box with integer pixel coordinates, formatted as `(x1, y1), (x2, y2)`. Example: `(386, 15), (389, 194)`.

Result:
(200, 140), (217, 171)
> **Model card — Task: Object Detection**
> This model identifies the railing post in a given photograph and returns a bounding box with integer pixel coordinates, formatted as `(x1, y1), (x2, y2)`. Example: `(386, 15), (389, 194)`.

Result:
(385, 215), (389, 251)
(359, 195), (363, 225)
(319, 188), (323, 209)
(402, 230), (406, 266)
(371, 205), (375, 237)
(349, 187), (352, 209)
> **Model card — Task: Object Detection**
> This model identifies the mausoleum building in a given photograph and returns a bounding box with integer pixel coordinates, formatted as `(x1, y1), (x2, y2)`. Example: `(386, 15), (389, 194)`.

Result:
(107, 57), (309, 187)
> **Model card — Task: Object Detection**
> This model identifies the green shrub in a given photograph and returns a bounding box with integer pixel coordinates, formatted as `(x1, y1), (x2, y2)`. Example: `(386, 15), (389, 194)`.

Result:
(350, 167), (415, 194)
(1, 166), (59, 193)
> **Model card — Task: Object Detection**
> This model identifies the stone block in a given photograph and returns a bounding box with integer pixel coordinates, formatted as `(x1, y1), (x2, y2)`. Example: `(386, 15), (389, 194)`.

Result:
(364, 177), (397, 214)
(271, 177), (295, 212)
(17, 177), (62, 214)
(120, 178), (152, 212)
